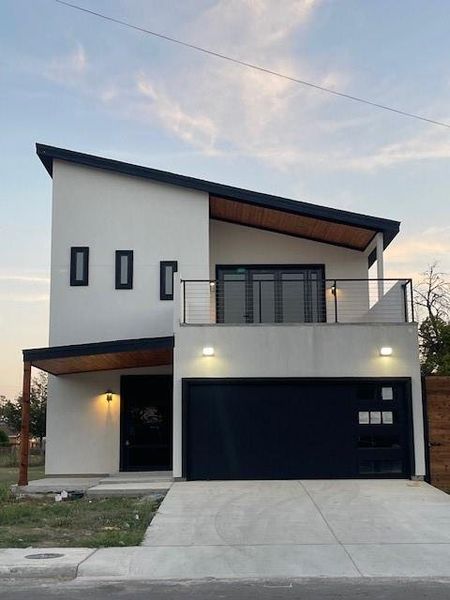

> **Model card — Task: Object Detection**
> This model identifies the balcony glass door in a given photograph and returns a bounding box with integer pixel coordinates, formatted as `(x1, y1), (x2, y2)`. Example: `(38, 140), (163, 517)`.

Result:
(217, 265), (325, 324)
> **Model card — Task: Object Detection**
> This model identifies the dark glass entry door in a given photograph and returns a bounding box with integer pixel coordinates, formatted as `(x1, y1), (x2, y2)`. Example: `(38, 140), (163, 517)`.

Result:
(217, 265), (326, 323)
(120, 375), (172, 471)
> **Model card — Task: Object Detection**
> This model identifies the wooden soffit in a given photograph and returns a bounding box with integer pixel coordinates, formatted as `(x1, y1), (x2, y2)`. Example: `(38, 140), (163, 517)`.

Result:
(210, 195), (376, 250)
(23, 337), (173, 376)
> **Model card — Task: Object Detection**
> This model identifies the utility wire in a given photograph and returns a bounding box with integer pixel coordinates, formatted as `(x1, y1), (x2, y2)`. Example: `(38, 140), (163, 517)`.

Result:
(54, 0), (450, 129)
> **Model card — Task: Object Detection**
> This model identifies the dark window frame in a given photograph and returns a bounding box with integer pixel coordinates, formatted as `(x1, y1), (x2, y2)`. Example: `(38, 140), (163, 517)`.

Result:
(215, 264), (326, 324)
(115, 250), (134, 290)
(160, 261), (178, 300)
(70, 247), (89, 286)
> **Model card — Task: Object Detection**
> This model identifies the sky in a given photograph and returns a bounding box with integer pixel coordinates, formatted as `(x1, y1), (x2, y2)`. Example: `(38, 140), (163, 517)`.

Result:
(1, 0), (450, 398)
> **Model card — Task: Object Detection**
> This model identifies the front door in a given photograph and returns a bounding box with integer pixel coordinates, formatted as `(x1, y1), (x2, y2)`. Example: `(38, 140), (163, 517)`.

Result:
(120, 375), (172, 471)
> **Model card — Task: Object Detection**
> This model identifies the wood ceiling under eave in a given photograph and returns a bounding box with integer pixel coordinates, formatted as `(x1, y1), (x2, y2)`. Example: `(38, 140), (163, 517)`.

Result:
(209, 195), (376, 251)
(30, 348), (173, 376)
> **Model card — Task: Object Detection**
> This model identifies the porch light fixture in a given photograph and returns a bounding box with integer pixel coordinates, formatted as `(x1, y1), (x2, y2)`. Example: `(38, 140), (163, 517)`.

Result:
(209, 281), (216, 288)
(106, 389), (113, 403)
(379, 347), (393, 357)
(330, 283), (337, 296)
(202, 346), (215, 357)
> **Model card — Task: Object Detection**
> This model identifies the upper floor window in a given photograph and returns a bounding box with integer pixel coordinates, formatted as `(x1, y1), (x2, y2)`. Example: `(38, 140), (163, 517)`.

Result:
(160, 261), (178, 300)
(70, 247), (89, 286)
(115, 250), (133, 289)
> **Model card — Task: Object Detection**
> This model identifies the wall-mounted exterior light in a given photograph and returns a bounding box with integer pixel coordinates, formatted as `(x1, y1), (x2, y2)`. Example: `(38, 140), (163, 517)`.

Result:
(202, 347), (215, 357)
(330, 283), (337, 296)
(209, 281), (216, 288)
(106, 389), (113, 403)
(379, 347), (393, 356)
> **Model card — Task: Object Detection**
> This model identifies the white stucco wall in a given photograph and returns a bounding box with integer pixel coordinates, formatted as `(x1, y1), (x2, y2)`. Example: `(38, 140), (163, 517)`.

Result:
(50, 161), (209, 345)
(173, 322), (424, 478)
(209, 220), (368, 279)
(45, 366), (172, 475)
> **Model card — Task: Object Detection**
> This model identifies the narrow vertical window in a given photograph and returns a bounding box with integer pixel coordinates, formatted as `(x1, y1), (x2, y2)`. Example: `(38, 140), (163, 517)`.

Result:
(115, 250), (133, 289)
(70, 247), (89, 286)
(160, 261), (178, 300)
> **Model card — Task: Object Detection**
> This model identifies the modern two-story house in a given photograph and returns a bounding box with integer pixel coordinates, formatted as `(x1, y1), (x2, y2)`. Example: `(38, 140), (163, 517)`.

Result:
(19, 143), (425, 484)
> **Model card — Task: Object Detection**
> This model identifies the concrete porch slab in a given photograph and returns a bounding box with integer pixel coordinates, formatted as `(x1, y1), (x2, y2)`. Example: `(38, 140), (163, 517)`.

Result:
(86, 482), (172, 497)
(15, 477), (101, 494)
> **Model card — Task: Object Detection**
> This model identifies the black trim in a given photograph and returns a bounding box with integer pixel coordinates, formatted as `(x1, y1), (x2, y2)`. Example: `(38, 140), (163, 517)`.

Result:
(182, 377), (415, 480)
(115, 250), (133, 290)
(36, 143), (400, 250)
(23, 336), (174, 362)
(160, 261), (178, 300)
(70, 247), (89, 286)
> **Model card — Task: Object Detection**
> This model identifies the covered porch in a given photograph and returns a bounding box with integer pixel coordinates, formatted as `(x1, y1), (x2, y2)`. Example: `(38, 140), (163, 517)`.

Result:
(18, 336), (174, 485)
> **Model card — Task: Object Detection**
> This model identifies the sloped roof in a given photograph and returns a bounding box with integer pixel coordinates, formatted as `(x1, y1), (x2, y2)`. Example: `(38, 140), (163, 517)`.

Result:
(36, 143), (400, 251)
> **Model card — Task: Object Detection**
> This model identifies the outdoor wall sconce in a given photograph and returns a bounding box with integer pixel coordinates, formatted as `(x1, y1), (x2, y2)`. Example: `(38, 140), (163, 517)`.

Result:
(106, 389), (113, 403)
(379, 347), (393, 356)
(202, 347), (215, 357)
(330, 282), (337, 296)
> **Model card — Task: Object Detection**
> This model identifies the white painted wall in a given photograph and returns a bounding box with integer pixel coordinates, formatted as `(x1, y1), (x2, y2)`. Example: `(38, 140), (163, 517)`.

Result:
(50, 161), (209, 345)
(209, 220), (368, 279)
(173, 321), (424, 478)
(45, 366), (172, 475)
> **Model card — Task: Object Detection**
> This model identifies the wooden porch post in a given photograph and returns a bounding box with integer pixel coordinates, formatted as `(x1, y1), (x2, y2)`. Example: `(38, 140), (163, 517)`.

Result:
(18, 361), (32, 486)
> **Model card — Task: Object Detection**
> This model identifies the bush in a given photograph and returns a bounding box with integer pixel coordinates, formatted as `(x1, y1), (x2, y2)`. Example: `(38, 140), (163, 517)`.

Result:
(0, 430), (10, 447)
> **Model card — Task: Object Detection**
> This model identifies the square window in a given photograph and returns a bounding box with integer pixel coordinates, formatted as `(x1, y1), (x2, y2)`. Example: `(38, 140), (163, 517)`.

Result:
(382, 411), (394, 424)
(381, 386), (394, 400)
(370, 411), (382, 424)
(358, 411), (370, 424)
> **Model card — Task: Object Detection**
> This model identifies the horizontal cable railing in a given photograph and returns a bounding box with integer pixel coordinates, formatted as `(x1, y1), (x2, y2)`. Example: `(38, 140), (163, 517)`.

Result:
(181, 278), (414, 325)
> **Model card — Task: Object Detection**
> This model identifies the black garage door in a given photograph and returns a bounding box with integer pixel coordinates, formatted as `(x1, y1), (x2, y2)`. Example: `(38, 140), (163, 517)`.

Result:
(183, 379), (413, 480)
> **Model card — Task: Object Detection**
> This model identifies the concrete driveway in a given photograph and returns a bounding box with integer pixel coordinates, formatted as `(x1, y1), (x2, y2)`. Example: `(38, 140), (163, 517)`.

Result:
(79, 480), (450, 580)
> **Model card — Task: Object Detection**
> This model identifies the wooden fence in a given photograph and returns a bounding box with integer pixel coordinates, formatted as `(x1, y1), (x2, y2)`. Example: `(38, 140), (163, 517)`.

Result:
(424, 376), (450, 491)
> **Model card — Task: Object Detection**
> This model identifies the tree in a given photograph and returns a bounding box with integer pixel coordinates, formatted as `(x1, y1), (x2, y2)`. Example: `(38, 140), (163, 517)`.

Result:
(0, 428), (10, 447)
(0, 372), (48, 447)
(415, 264), (450, 375)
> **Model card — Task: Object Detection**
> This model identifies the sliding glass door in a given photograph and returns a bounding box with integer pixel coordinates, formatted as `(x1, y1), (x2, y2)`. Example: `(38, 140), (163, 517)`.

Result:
(217, 266), (326, 324)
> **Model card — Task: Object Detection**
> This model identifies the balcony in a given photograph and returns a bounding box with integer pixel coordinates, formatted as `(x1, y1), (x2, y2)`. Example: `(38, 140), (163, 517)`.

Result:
(180, 278), (414, 325)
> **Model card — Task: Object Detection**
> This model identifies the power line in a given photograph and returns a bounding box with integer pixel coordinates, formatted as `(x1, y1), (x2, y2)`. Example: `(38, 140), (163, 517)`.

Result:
(54, 0), (450, 129)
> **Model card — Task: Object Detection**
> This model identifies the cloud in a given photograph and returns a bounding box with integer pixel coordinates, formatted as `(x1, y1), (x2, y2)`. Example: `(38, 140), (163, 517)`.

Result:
(0, 293), (50, 303)
(40, 1), (450, 175)
(45, 43), (87, 85)
(335, 127), (450, 171)
(0, 275), (50, 283)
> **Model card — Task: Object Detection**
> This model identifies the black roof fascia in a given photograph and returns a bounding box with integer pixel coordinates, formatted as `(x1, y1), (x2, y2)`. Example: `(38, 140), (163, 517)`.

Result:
(23, 336), (174, 363)
(36, 143), (400, 249)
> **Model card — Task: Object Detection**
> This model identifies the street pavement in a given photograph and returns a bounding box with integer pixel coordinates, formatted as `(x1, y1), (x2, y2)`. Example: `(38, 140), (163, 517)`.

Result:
(1, 578), (450, 599)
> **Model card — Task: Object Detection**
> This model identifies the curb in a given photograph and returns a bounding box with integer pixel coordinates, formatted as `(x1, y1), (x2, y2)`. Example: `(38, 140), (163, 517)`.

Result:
(0, 548), (97, 581)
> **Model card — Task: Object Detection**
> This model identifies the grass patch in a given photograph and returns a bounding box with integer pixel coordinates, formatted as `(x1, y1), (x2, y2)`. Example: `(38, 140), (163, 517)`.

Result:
(0, 493), (162, 548)
(0, 465), (45, 487)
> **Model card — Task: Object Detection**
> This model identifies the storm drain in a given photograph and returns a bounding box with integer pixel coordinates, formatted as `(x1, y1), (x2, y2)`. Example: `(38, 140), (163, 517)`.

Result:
(25, 553), (64, 560)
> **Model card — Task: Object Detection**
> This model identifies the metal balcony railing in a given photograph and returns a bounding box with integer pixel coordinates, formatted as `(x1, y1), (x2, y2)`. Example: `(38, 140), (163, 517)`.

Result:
(181, 278), (414, 325)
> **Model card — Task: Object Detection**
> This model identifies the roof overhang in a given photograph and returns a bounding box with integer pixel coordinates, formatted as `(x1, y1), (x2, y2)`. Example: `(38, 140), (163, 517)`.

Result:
(36, 143), (400, 252)
(23, 336), (174, 375)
